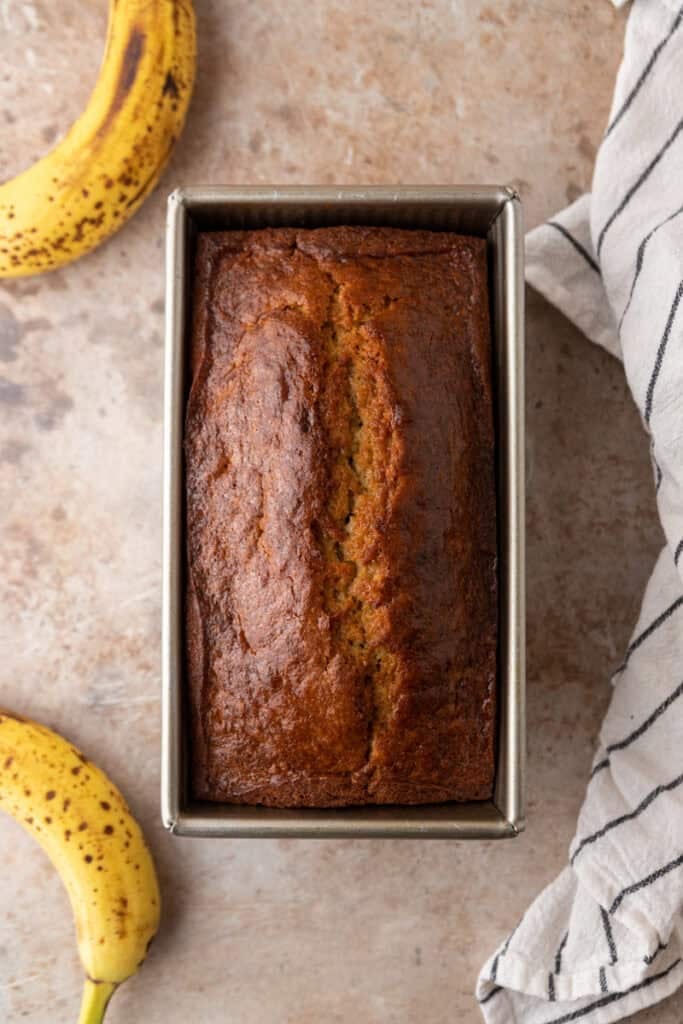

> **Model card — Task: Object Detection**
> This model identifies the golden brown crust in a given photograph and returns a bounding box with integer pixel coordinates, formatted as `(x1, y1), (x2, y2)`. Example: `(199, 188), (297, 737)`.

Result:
(185, 226), (496, 807)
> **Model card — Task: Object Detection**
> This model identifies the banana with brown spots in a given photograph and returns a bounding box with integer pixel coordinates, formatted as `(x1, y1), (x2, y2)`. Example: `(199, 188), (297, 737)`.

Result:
(0, 0), (196, 278)
(0, 711), (160, 1023)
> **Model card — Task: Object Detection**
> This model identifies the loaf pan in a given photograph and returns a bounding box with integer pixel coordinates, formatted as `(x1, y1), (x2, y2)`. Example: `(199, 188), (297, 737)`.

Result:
(162, 186), (525, 838)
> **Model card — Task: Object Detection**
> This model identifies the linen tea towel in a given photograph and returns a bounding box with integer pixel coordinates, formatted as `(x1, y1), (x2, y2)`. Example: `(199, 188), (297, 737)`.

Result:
(477, 1), (683, 1021)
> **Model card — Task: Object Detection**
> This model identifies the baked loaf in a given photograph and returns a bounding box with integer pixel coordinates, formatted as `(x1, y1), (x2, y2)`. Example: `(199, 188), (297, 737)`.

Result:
(186, 226), (497, 807)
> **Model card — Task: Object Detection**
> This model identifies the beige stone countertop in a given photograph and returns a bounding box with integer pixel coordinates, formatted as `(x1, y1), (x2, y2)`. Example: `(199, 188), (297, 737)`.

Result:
(0, 1), (678, 1022)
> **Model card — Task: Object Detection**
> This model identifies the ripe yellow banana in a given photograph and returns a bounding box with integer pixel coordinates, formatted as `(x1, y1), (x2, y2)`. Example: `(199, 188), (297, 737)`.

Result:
(0, 0), (196, 278)
(0, 711), (160, 1024)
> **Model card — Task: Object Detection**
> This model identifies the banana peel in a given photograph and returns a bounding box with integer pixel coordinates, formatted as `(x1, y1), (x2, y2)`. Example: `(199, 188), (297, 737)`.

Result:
(0, 0), (196, 277)
(0, 710), (161, 1023)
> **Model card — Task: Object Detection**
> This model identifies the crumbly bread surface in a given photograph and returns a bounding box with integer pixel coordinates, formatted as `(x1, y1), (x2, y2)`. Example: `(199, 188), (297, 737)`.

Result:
(186, 226), (497, 807)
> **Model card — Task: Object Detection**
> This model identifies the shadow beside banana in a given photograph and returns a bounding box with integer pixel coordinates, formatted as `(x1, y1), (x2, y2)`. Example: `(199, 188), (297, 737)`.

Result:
(0, 0), (196, 278)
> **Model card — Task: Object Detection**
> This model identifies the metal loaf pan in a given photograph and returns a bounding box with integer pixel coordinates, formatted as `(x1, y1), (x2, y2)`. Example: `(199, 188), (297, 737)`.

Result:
(162, 186), (525, 839)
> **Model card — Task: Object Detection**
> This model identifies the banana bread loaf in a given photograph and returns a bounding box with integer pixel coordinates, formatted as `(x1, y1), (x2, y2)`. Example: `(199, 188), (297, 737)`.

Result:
(186, 225), (497, 807)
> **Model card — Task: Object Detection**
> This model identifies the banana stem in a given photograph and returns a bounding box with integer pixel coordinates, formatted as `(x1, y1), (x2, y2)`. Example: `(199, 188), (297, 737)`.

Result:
(78, 979), (117, 1024)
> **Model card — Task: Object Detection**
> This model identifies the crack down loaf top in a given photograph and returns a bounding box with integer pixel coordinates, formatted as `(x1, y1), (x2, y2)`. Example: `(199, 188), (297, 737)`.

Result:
(185, 225), (497, 807)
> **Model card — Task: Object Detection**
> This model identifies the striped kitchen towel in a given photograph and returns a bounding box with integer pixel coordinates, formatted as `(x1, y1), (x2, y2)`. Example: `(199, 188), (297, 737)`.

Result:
(476, 1), (683, 1021)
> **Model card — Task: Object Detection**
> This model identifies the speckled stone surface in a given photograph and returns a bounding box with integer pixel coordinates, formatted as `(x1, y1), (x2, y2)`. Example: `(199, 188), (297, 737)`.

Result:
(0, 1), (678, 1022)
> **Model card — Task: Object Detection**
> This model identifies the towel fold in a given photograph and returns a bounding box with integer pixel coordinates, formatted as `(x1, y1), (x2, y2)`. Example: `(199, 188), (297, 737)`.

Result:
(477, 2), (683, 1021)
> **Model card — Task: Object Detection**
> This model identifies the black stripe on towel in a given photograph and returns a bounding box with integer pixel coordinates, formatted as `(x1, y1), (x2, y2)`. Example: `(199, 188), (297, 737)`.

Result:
(596, 115), (683, 258)
(540, 959), (681, 1024)
(600, 908), (618, 965)
(644, 278), (683, 424)
(674, 539), (683, 567)
(555, 931), (569, 974)
(590, 679), (683, 779)
(599, 967), (608, 994)
(502, 924), (519, 954)
(614, 594), (683, 676)
(548, 973), (557, 1002)
(572, 772), (683, 865)
(610, 854), (683, 914)
(607, 679), (683, 756)
(605, 4), (683, 139)
(644, 942), (668, 966)
(478, 985), (502, 1005)
(547, 221), (600, 273)
(489, 920), (520, 983)
(590, 755), (610, 780)
(618, 203), (683, 332)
